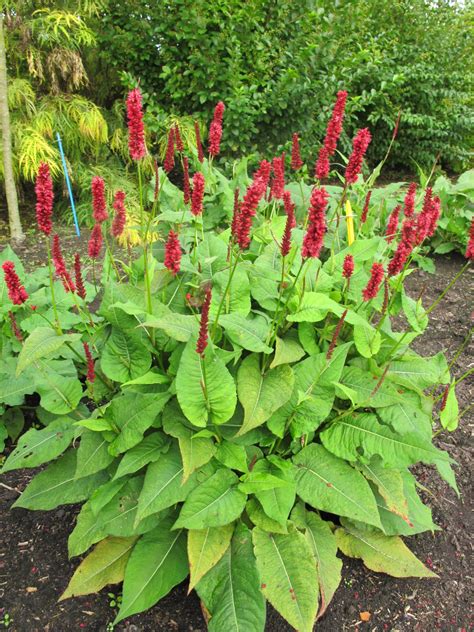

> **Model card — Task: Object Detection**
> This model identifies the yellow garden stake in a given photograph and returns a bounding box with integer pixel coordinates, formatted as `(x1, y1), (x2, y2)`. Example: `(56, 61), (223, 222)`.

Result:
(345, 199), (355, 245)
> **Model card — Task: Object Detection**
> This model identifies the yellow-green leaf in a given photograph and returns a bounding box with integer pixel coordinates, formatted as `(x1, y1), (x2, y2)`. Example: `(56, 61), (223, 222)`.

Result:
(188, 524), (234, 591)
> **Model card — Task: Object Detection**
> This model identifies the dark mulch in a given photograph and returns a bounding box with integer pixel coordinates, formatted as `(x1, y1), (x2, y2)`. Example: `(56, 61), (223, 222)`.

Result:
(0, 239), (472, 631)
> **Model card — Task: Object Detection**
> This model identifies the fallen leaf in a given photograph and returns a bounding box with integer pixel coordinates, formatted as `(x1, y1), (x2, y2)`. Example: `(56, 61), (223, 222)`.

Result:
(360, 611), (371, 622)
(26, 586), (38, 593)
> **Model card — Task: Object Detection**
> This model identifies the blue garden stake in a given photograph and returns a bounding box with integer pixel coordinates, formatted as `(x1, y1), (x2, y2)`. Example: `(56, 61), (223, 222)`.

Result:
(56, 132), (80, 237)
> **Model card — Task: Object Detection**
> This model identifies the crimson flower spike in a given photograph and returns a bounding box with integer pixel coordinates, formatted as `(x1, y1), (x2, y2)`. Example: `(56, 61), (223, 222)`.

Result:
(194, 121), (204, 163)
(315, 146), (330, 181)
(403, 183), (417, 218)
(387, 218), (416, 277)
(191, 172), (205, 216)
(8, 310), (23, 342)
(88, 223), (103, 260)
(111, 191), (127, 238)
(235, 161), (272, 250)
(345, 128), (372, 185)
(174, 124), (184, 152)
(385, 204), (401, 243)
(281, 196), (295, 257)
(83, 342), (95, 384)
(231, 188), (241, 240)
(465, 216), (474, 260)
(164, 230), (182, 275)
(2, 261), (29, 305)
(164, 127), (175, 173)
(126, 88), (146, 161)
(302, 187), (329, 259)
(271, 153), (285, 200)
(92, 176), (108, 223)
(74, 253), (86, 300)
(324, 90), (348, 157)
(283, 189), (296, 228)
(208, 101), (225, 157)
(342, 254), (354, 280)
(326, 309), (348, 360)
(291, 133), (303, 170)
(35, 162), (54, 235)
(362, 262), (384, 301)
(196, 288), (212, 356)
(183, 157), (191, 205)
(52, 234), (75, 292)
(360, 190), (372, 224)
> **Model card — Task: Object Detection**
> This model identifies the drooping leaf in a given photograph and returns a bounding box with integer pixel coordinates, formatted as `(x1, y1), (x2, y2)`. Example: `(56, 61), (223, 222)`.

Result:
(36, 374), (83, 415)
(101, 329), (151, 382)
(215, 441), (248, 472)
(246, 498), (288, 534)
(188, 524), (234, 591)
(16, 327), (80, 376)
(113, 432), (169, 480)
(142, 313), (198, 342)
(270, 333), (306, 368)
(353, 324), (381, 358)
(439, 381), (459, 431)
(253, 525), (318, 632)
(75, 430), (115, 478)
(0, 374), (36, 406)
(293, 443), (382, 528)
(358, 459), (409, 523)
(219, 313), (272, 353)
(178, 431), (216, 483)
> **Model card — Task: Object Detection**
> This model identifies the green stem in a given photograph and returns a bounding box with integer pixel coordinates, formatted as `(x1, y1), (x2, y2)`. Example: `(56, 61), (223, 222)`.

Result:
(211, 252), (239, 338)
(433, 367), (474, 403)
(426, 261), (470, 316)
(46, 240), (61, 334)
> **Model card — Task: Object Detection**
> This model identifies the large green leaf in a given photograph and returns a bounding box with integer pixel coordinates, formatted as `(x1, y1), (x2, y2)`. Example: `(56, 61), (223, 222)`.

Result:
(16, 328), (80, 376)
(293, 444), (382, 528)
(353, 323), (381, 358)
(236, 354), (294, 436)
(212, 266), (251, 316)
(188, 524), (234, 591)
(270, 333), (305, 368)
(115, 516), (188, 623)
(178, 432), (216, 483)
(113, 432), (169, 480)
(291, 505), (342, 618)
(253, 525), (318, 632)
(176, 339), (237, 427)
(385, 353), (449, 391)
(101, 329), (151, 382)
(13, 450), (108, 510)
(439, 381), (459, 431)
(36, 375), (83, 415)
(142, 313), (198, 342)
(320, 413), (451, 468)
(1, 418), (75, 473)
(0, 374), (36, 406)
(335, 519), (436, 577)
(60, 536), (137, 600)
(196, 522), (266, 632)
(75, 431), (115, 478)
(358, 459), (409, 523)
(219, 313), (272, 353)
(174, 468), (247, 529)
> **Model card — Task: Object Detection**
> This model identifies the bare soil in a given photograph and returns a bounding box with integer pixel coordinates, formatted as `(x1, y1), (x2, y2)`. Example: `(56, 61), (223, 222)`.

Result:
(0, 237), (472, 631)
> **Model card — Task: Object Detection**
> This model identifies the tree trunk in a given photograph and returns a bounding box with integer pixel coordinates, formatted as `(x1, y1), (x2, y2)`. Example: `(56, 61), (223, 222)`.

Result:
(0, 16), (24, 244)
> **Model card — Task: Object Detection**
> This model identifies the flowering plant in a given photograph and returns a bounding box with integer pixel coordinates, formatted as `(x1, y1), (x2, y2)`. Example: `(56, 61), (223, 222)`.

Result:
(1, 90), (472, 631)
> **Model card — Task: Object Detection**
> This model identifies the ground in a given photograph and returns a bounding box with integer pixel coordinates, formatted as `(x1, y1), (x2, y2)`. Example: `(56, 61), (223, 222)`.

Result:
(0, 230), (472, 632)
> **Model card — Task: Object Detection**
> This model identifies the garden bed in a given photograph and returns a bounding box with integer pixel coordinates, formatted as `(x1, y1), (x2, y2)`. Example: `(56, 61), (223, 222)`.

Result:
(0, 245), (472, 632)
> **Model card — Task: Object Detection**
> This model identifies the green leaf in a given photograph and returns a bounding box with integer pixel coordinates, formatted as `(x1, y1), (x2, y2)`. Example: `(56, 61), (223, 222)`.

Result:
(236, 354), (294, 436)
(197, 523), (266, 632)
(298, 322), (320, 355)
(358, 459), (409, 523)
(253, 525), (318, 632)
(401, 291), (428, 333)
(13, 450), (108, 510)
(353, 324), (381, 358)
(0, 374), (36, 406)
(335, 519), (436, 577)
(212, 266), (251, 316)
(219, 313), (272, 353)
(293, 443), (382, 528)
(386, 353), (449, 391)
(115, 516), (188, 624)
(320, 413), (451, 468)
(1, 418), (75, 473)
(36, 376), (83, 415)
(113, 433), (169, 480)
(246, 498), (288, 534)
(101, 329), (151, 382)
(176, 340), (237, 427)
(121, 369), (170, 388)
(75, 431), (115, 478)
(270, 333), (305, 368)
(174, 468), (247, 529)
(439, 382), (459, 431)
(215, 441), (248, 472)
(291, 505), (342, 618)
(251, 458), (296, 525)
(16, 328), (80, 376)
(178, 431), (216, 483)
(188, 524), (234, 591)
(60, 536), (137, 600)
(143, 313), (198, 342)
(106, 391), (171, 455)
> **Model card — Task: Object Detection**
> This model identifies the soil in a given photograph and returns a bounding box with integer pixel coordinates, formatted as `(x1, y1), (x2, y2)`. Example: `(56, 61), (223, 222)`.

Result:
(0, 236), (472, 631)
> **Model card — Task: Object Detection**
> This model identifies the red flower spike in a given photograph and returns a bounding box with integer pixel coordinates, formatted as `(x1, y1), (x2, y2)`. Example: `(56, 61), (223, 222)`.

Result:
(191, 172), (205, 216)
(362, 262), (384, 301)
(371, 364), (390, 396)
(231, 188), (241, 240)
(8, 310), (23, 342)
(326, 309), (348, 360)
(281, 198), (295, 257)
(360, 190), (372, 224)
(88, 223), (103, 260)
(183, 157), (191, 205)
(414, 187), (433, 245)
(208, 101), (225, 157)
(345, 128), (372, 185)
(283, 190), (296, 228)
(235, 161), (271, 249)
(392, 111), (401, 141)
(465, 216), (474, 260)
(271, 153), (285, 200)
(83, 342), (95, 384)
(174, 124), (184, 153)
(194, 121), (204, 163)
(111, 191), (127, 238)
(52, 234), (76, 292)
(342, 254), (354, 279)
(291, 133), (303, 170)
(74, 253), (86, 300)
(302, 187), (329, 259)
(153, 159), (160, 201)
(439, 385), (449, 412)
(164, 230), (182, 275)
(426, 195), (441, 238)
(91, 176), (108, 223)
(324, 90), (348, 157)
(387, 218), (416, 277)
(403, 183), (417, 218)
(35, 162), (54, 235)
(315, 146), (330, 181)
(164, 127), (175, 173)
(196, 288), (212, 355)
(385, 204), (401, 243)
(126, 88), (146, 161)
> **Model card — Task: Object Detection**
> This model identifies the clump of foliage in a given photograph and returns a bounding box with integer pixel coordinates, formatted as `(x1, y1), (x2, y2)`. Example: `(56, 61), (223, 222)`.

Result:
(1, 89), (472, 632)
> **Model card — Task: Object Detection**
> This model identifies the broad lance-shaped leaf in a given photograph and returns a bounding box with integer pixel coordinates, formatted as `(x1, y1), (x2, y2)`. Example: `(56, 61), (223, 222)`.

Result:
(335, 519), (437, 578)
(1, 418), (75, 473)
(439, 381), (459, 431)
(253, 525), (318, 632)
(236, 354), (294, 436)
(174, 468), (247, 529)
(113, 432), (169, 480)
(60, 536), (137, 600)
(188, 524), (234, 591)
(320, 413), (452, 468)
(142, 312), (198, 342)
(114, 515), (188, 624)
(270, 333), (305, 368)
(219, 313), (272, 353)
(353, 323), (381, 358)
(196, 523), (266, 632)
(16, 327), (81, 376)
(293, 444), (382, 529)
(101, 328), (151, 383)
(0, 374), (36, 406)
(75, 430), (115, 478)
(358, 458), (409, 523)
(36, 375), (83, 415)
(291, 504), (342, 618)
(176, 339), (237, 427)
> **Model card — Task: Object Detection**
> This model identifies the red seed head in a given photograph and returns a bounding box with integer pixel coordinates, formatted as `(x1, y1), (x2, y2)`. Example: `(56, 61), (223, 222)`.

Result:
(324, 90), (348, 157)
(164, 127), (175, 173)
(194, 121), (204, 163)
(315, 146), (330, 181)
(164, 230), (182, 275)
(91, 176), (108, 223)
(88, 223), (103, 260)
(196, 288), (212, 355)
(183, 157), (191, 205)
(302, 187), (329, 259)
(208, 101), (225, 157)
(126, 88), (146, 161)
(385, 204), (401, 243)
(191, 172), (205, 216)
(465, 216), (474, 260)
(362, 262), (384, 301)
(345, 128), (372, 185)
(74, 253), (86, 300)
(52, 234), (75, 292)
(291, 133), (303, 170)
(35, 162), (54, 235)
(111, 191), (127, 238)
(271, 153), (285, 200)
(360, 190), (372, 224)
(342, 254), (354, 279)
(2, 261), (28, 305)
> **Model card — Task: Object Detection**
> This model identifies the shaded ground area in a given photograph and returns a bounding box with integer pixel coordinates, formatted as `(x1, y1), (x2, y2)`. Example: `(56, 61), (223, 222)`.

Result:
(0, 241), (472, 631)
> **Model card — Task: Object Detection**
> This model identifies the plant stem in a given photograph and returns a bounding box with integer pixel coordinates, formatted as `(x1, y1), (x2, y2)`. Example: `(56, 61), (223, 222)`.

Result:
(433, 367), (474, 402)
(426, 261), (470, 316)
(211, 252), (239, 338)
(46, 240), (61, 334)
